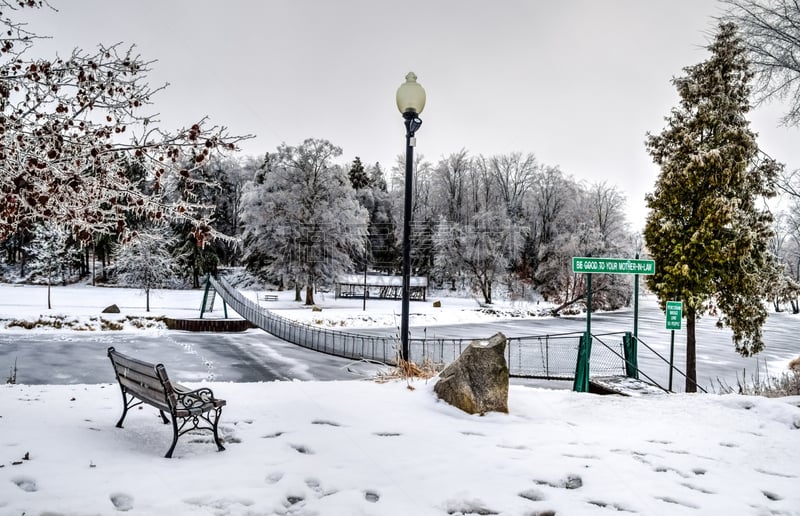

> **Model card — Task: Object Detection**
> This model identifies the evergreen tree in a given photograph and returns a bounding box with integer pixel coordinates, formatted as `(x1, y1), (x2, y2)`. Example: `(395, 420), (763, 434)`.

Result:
(348, 156), (370, 190)
(644, 22), (781, 392)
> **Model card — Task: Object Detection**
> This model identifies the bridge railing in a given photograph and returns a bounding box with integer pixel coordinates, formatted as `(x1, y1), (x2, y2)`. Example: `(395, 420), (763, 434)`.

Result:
(208, 274), (626, 380)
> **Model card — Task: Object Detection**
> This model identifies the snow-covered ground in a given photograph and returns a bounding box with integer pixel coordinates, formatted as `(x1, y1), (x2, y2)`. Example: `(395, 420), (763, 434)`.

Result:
(1, 283), (800, 514)
(0, 282), (555, 330)
(2, 380), (799, 515)
(245, 288), (559, 329)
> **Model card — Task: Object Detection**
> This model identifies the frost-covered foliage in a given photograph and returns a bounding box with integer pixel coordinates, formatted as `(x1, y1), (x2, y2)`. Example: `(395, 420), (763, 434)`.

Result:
(240, 139), (368, 305)
(0, 2), (244, 245)
(434, 209), (525, 304)
(644, 22), (782, 391)
(390, 149), (635, 311)
(721, 0), (800, 126)
(350, 159), (399, 273)
(24, 220), (81, 308)
(111, 227), (177, 311)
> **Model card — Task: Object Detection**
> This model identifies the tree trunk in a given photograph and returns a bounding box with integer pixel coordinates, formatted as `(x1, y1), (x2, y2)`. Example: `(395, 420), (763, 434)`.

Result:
(47, 282), (51, 310)
(294, 282), (302, 302)
(481, 280), (492, 304)
(146, 287), (150, 312)
(685, 308), (697, 393)
(305, 284), (315, 306)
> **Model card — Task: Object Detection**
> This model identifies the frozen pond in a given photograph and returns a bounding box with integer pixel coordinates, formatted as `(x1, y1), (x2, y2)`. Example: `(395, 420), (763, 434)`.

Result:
(0, 329), (385, 385)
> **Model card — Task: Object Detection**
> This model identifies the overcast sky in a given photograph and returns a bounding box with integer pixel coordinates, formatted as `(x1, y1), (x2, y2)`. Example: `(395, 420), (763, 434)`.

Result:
(18, 0), (800, 229)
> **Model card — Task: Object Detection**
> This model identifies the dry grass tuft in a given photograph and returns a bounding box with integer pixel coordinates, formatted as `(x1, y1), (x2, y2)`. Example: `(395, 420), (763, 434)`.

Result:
(375, 357), (445, 385)
(714, 360), (800, 398)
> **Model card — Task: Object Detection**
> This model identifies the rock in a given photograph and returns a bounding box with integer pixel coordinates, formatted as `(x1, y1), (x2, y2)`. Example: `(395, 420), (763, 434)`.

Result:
(434, 332), (509, 415)
(433, 300), (441, 308)
(102, 304), (120, 314)
(311, 305), (322, 312)
(789, 356), (800, 371)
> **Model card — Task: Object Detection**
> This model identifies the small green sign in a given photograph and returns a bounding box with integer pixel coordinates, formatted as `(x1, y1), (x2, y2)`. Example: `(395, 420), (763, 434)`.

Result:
(571, 257), (655, 275)
(666, 301), (682, 330)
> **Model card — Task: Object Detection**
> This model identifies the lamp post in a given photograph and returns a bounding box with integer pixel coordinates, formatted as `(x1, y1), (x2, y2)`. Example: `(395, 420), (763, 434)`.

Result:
(396, 71), (426, 363)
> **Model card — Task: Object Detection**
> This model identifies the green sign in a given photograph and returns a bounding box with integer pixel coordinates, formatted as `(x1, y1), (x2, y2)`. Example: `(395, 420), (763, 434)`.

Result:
(666, 301), (682, 330)
(571, 257), (655, 275)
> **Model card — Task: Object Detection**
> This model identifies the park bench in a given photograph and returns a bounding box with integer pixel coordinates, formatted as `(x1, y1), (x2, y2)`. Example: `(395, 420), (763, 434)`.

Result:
(107, 346), (226, 458)
(262, 294), (278, 301)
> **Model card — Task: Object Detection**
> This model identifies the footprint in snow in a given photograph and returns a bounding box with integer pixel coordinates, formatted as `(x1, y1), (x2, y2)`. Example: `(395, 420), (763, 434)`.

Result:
(311, 420), (341, 427)
(290, 443), (313, 454)
(110, 492), (134, 512)
(13, 476), (37, 492)
(265, 472), (284, 484)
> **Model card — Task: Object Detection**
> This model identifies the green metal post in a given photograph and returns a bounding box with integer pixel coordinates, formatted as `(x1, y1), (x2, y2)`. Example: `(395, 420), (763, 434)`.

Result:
(668, 330), (675, 391)
(199, 276), (212, 319)
(623, 332), (638, 379)
(633, 252), (639, 343)
(586, 272), (592, 338)
(572, 272), (593, 393)
(572, 332), (592, 392)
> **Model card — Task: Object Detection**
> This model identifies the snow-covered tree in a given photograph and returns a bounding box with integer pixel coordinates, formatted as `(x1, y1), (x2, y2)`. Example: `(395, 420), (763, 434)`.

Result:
(434, 209), (525, 304)
(722, 0), (800, 127)
(241, 138), (368, 305)
(490, 152), (538, 218)
(0, 2), (244, 246)
(112, 227), (177, 312)
(644, 22), (781, 391)
(24, 221), (81, 309)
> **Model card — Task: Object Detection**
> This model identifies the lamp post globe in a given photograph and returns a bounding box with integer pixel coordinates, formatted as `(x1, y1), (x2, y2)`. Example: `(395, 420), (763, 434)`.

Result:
(396, 71), (425, 364)
(396, 72), (426, 115)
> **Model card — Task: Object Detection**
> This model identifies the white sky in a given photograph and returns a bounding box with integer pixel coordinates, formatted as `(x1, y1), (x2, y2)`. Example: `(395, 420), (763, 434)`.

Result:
(17, 0), (800, 229)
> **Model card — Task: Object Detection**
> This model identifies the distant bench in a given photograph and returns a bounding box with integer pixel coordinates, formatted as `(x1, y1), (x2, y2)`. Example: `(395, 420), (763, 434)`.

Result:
(107, 347), (227, 458)
(262, 294), (278, 302)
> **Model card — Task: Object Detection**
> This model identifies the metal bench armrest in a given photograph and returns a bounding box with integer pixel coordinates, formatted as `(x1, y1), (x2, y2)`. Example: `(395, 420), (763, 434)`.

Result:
(174, 386), (220, 410)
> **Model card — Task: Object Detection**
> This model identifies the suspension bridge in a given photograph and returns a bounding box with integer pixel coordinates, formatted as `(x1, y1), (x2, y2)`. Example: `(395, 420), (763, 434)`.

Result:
(200, 274), (689, 395)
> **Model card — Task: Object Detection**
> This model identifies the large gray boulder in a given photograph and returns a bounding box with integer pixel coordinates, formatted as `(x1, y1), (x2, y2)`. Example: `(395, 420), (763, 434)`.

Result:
(434, 332), (509, 415)
(102, 304), (120, 314)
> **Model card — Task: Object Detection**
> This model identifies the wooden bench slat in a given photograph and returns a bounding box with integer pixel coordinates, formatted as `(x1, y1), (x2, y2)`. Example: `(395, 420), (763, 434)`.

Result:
(116, 367), (165, 393)
(117, 377), (172, 410)
(111, 353), (162, 377)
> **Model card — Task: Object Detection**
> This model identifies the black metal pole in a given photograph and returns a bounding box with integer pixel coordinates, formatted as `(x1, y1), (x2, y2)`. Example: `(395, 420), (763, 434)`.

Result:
(363, 261), (367, 312)
(400, 113), (416, 362)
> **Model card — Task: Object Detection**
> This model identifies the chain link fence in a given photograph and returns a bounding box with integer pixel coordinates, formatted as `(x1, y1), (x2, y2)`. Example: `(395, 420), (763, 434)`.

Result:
(208, 274), (626, 380)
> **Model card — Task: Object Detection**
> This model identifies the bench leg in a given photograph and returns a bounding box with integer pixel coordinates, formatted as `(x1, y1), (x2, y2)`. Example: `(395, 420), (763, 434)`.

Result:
(158, 410), (169, 424)
(115, 391), (129, 428)
(211, 407), (226, 452)
(165, 416), (180, 459)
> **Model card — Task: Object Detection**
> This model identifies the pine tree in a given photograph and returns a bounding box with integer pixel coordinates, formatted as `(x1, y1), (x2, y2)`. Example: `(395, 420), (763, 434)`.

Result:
(348, 157), (370, 190)
(644, 22), (781, 392)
